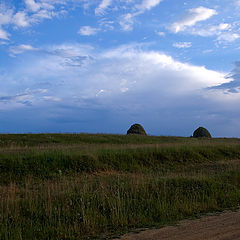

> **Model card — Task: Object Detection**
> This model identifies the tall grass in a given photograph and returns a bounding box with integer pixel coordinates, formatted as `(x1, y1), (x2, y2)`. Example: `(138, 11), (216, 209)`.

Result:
(1, 144), (240, 183)
(1, 171), (240, 240)
(0, 134), (240, 239)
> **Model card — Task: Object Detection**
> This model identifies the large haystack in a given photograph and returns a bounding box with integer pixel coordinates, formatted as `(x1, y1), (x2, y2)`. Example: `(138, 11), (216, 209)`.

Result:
(127, 123), (147, 135)
(193, 127), (211, 138)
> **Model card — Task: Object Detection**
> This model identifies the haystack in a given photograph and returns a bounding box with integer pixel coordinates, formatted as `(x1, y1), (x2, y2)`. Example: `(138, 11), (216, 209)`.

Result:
(127, 123), (147, 135)
(193, 127), (211, 138)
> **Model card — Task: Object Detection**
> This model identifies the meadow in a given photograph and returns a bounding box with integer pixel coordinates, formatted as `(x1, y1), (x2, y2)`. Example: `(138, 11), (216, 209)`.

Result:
(0, 133), (240, 239)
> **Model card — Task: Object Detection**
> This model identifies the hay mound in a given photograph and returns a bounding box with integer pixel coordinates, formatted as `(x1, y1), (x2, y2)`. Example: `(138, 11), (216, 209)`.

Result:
(193, 127), (211, 138)
(127, 123), (147, 135)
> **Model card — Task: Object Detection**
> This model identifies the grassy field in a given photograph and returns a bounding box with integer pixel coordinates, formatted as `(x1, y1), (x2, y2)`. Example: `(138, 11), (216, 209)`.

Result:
(0, 134), (240, 239)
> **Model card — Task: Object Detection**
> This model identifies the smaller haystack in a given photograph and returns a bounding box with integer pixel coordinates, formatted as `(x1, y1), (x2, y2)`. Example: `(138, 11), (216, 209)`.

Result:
(127, 123), (147, 135)
(193, 127), (211, 138)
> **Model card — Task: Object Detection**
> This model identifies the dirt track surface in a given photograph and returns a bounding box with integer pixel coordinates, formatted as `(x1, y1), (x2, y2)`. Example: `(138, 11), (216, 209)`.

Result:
(113, 210), (240, 240)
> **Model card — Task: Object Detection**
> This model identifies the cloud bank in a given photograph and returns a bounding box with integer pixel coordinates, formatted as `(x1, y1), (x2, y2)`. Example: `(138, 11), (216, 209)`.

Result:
(1, 43), (237, 136)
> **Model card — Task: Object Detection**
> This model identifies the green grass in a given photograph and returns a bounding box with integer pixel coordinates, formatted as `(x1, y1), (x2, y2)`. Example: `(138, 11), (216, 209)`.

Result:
(0, 133), (240, 147)
(0, 133), (187, 146)
(1, 143), (240, 182)
(0, 134), (240, 239)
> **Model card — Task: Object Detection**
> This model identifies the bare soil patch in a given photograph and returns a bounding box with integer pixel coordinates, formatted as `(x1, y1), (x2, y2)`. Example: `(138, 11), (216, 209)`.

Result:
(113, 210), (240, 240)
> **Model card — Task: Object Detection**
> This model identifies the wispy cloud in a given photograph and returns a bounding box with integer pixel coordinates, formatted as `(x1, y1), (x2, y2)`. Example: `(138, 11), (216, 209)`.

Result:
(169, 6), (217, 33)
(9, 44), (39, 56)
(217, 33), (240, 43)
(0, 0), (68, 40)
(0, 88), (48, 106)
(0, 27), (9, 40)
(190, 23), (230, 37)
(95, 0), (112, 16)
(78, 26), (99, 36)
(181, 22), (240, 43)
(0, 5), (12, 39)
(119, 13), (136, 31)
(168, 7), (239, 44)
(156, 31), (165, 37)
(136, 0), (163, 12)
(8, 43), (94, 73)
(119, 0), (163, 31)
(173, 42), (192, 48)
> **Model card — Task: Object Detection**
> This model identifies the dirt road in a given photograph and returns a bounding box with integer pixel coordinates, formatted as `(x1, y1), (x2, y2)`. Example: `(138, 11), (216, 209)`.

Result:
(113, 210), (240, 240)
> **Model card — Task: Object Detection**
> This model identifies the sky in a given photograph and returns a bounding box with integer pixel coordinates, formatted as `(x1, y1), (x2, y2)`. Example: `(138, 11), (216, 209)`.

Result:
(0, 0), (240, 136)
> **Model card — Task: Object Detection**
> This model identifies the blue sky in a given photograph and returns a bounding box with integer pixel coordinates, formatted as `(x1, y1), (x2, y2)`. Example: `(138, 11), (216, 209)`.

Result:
(0, 0), (240, 136)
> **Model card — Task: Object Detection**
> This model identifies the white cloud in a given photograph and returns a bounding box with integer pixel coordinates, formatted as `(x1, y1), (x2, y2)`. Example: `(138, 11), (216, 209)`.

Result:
(0, 7), (12, 39)
(25, 0), (41, 12)
(169, 6), (217, 33)
(3, 43), (239, 136)
(136, 0), (163, 12)
(119, 13), (135, 31)
(0, 27), (9, 40)
(23, 0), (63, 23)
(215, 23), (230, 31)
(9, 44), (38, 56)
(99, 46), (227, 95)
(192, 23), (230, 37)
(0, 7), (12, 25)
(209, 23), (230, 34)
(156, 31), (165, 37)
(203, 49), (213, 54)
(119, 0), (163, 31)
(95, 0), (112, 16)
(13, 11), (29, 27)
(31, 9), (52, 20)
(0, 0), (68, 41)
(6, 43), (228, 103)
(173, 42), (192, 48)
(217, 33), (240, 43)
(168, 6), (238, 44)
(78, 26), (99, 36)
(98, 18), (115, 30)
(184, 22), (240, 43)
